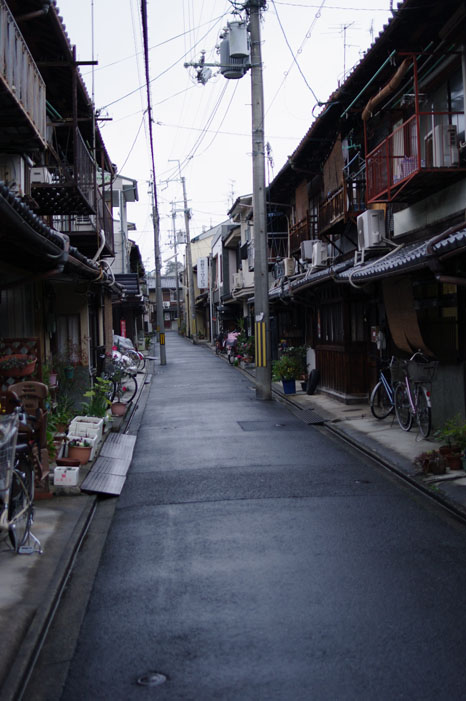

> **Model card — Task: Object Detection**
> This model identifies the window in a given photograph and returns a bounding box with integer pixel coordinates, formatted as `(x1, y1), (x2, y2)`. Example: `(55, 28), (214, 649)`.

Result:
(319, 302), (344, 344)
(56, 315), (81, 362)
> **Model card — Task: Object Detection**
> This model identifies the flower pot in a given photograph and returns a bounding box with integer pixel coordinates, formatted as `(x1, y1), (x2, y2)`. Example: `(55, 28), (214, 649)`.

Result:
(0, 354), (37, 377)
(281, 379), (296, 395)
(56, 457), (81, 467)
(111, 401), (127, 416)
(446, 454), (463, 470)
(67, 445), (92, 465)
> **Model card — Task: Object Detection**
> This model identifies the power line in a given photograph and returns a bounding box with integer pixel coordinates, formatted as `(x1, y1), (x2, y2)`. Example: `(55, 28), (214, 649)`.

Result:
(266, 0), (326, 115)
(83, 15), (228, 75)
(270, 0), (324, 103)
(100, 10), (230, 110)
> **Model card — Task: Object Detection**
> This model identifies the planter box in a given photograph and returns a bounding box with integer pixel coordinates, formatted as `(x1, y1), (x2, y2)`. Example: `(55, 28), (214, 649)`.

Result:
(54, 465), (80, 486)
(69, 416), (104, 443)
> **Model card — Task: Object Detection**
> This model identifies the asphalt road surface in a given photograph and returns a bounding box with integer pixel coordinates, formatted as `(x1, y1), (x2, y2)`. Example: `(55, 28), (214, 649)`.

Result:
(50, 334), (466, 699)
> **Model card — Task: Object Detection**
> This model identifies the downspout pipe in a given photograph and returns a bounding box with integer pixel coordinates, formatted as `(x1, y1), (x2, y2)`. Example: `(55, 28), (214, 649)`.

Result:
(361, 58), (410, 121)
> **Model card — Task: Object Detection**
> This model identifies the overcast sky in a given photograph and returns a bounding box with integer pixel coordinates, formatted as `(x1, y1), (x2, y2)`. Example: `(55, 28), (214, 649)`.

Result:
(55, 0), (395, 269)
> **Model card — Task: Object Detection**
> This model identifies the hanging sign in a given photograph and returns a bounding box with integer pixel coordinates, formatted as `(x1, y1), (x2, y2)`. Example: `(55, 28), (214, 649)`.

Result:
(197, 257), (209, 289)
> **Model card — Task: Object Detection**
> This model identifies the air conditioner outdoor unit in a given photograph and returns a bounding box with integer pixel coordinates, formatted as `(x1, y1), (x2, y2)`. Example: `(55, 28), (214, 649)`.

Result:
(433, 124), (458, 167)
(357, 210), (385, 251)
(242, 270), (254, 287)
(30, 166), (52, 184)
(0, 155), (26, 195)
(232, 272), (243, 289)
(300, 240), (317, 261)
(283, 257), (295, 276)
(162, 301), (170, 309)
(312, 241), (327, 267)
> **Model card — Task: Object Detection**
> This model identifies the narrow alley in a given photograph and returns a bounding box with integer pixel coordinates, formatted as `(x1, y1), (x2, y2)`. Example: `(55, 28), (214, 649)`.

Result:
(24, 332), (466, 701)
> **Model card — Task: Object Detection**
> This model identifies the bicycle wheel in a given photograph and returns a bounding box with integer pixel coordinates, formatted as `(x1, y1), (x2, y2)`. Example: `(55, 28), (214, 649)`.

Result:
(370, 380), (393, 419)
(115, 373), (138, 404)
(8, 453), (34, 552)
(416, 385), (431, 438)
(394, 382), (413, 431)
(125, 349), (145, 372)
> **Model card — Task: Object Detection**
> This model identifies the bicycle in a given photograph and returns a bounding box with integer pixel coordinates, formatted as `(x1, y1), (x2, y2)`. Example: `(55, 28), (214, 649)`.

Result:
(393, 351), (438, 438)
(101, 352), (138, 404)
(124, 348), (146, 373)
(370, 358), (396, 419)
(0, 409), (41, 554)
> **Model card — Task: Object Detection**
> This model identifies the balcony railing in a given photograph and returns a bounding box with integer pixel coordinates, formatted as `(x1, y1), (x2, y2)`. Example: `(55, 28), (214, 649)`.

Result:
(32, 128), (98, 216)
(289, 214), (319, 254)
(53, 188), (114, 256)
(319, 178), (366, 233)
(267, 232), (288, 263)
(0, 0), (46, 147)
(366, 111), (465, 203)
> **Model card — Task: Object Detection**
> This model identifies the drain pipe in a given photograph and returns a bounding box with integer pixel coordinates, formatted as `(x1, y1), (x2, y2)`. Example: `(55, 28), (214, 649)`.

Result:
(92, 229), (106, 263)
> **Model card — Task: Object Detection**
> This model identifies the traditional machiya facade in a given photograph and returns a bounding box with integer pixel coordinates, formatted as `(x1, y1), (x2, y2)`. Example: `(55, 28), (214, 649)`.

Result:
(0, 1), (121, 389)
(267, 0), (466, 427)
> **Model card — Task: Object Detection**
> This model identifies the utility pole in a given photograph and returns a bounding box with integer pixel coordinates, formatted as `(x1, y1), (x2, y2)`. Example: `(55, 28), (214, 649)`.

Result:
(247, 0), (271, 400)
(149, 178), (166, 365)
(169, 160), (196, 339)
(183, 3), (271, 395)
(170, 203), (181, 324)
(181, 174), (196, 339)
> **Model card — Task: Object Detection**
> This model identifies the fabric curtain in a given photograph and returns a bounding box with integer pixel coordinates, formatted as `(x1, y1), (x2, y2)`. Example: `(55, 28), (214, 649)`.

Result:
(382, 276), (432, 355)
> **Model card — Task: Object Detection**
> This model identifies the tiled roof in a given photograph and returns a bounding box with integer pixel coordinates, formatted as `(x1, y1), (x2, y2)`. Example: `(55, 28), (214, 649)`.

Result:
(269, 228), (466, 298)
(341, 229), (466, 283)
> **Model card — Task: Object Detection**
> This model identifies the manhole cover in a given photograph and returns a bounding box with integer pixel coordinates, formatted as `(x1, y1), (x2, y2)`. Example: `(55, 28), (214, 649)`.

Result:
(136, 671), (168, 687)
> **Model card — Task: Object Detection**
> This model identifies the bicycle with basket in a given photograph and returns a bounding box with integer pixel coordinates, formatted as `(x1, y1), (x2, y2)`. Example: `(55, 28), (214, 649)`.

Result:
(391, 351), (438, 438)
(0, 406), (42, 554)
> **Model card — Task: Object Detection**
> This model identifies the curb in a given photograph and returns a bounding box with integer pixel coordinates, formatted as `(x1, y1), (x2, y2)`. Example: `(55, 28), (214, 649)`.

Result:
(1, 495), (97, 701)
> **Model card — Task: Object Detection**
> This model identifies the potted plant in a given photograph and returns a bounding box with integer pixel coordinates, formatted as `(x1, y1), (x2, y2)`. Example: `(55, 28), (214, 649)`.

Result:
(272, 354), (302, 394)
(81, 377), (112, 419)
(413, 449), (446, 475)
(0, 353), (37, 378)
(434, 414), (466, 470)
(67, 438), (92, 464)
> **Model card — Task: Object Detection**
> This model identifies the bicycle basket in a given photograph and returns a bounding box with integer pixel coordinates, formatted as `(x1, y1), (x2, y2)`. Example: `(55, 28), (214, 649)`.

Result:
(407, 359), (438, 383)
(390, 358), (407, 384)
(0, 413), (18, 493)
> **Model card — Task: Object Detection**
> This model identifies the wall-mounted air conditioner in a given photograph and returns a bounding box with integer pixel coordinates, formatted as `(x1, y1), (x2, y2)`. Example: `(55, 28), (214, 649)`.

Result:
(433, 124), (458, 167)
(312, 241), (327, 267)
(0, 155), (26, 195)
(242, 270), (254, 287)
(357, 210), (385, 252)
(283, 258), (295, 276)
(30, 166), (52, 184)
(300, 239), (318, 261)
(232, 272), (243, 289)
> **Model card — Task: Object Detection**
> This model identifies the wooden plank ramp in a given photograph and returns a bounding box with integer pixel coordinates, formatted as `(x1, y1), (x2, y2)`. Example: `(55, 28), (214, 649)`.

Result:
(80, 433), (137, 496)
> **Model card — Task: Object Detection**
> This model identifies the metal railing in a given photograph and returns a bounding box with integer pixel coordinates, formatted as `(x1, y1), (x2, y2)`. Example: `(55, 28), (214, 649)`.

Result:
(366, 111), (464, 202)
(0, 0), (46, 145)
(289, 214), (319, 254)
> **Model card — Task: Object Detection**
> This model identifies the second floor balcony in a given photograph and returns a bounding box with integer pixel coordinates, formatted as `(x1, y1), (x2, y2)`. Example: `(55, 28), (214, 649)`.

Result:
(53, 187), (114, 258)
(366, 111), (466, 204)
(319, 178), (366, 234)
(289, 214), (319, 255)
(31, 128), (97, 216)
(0, 0), (47, 151)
